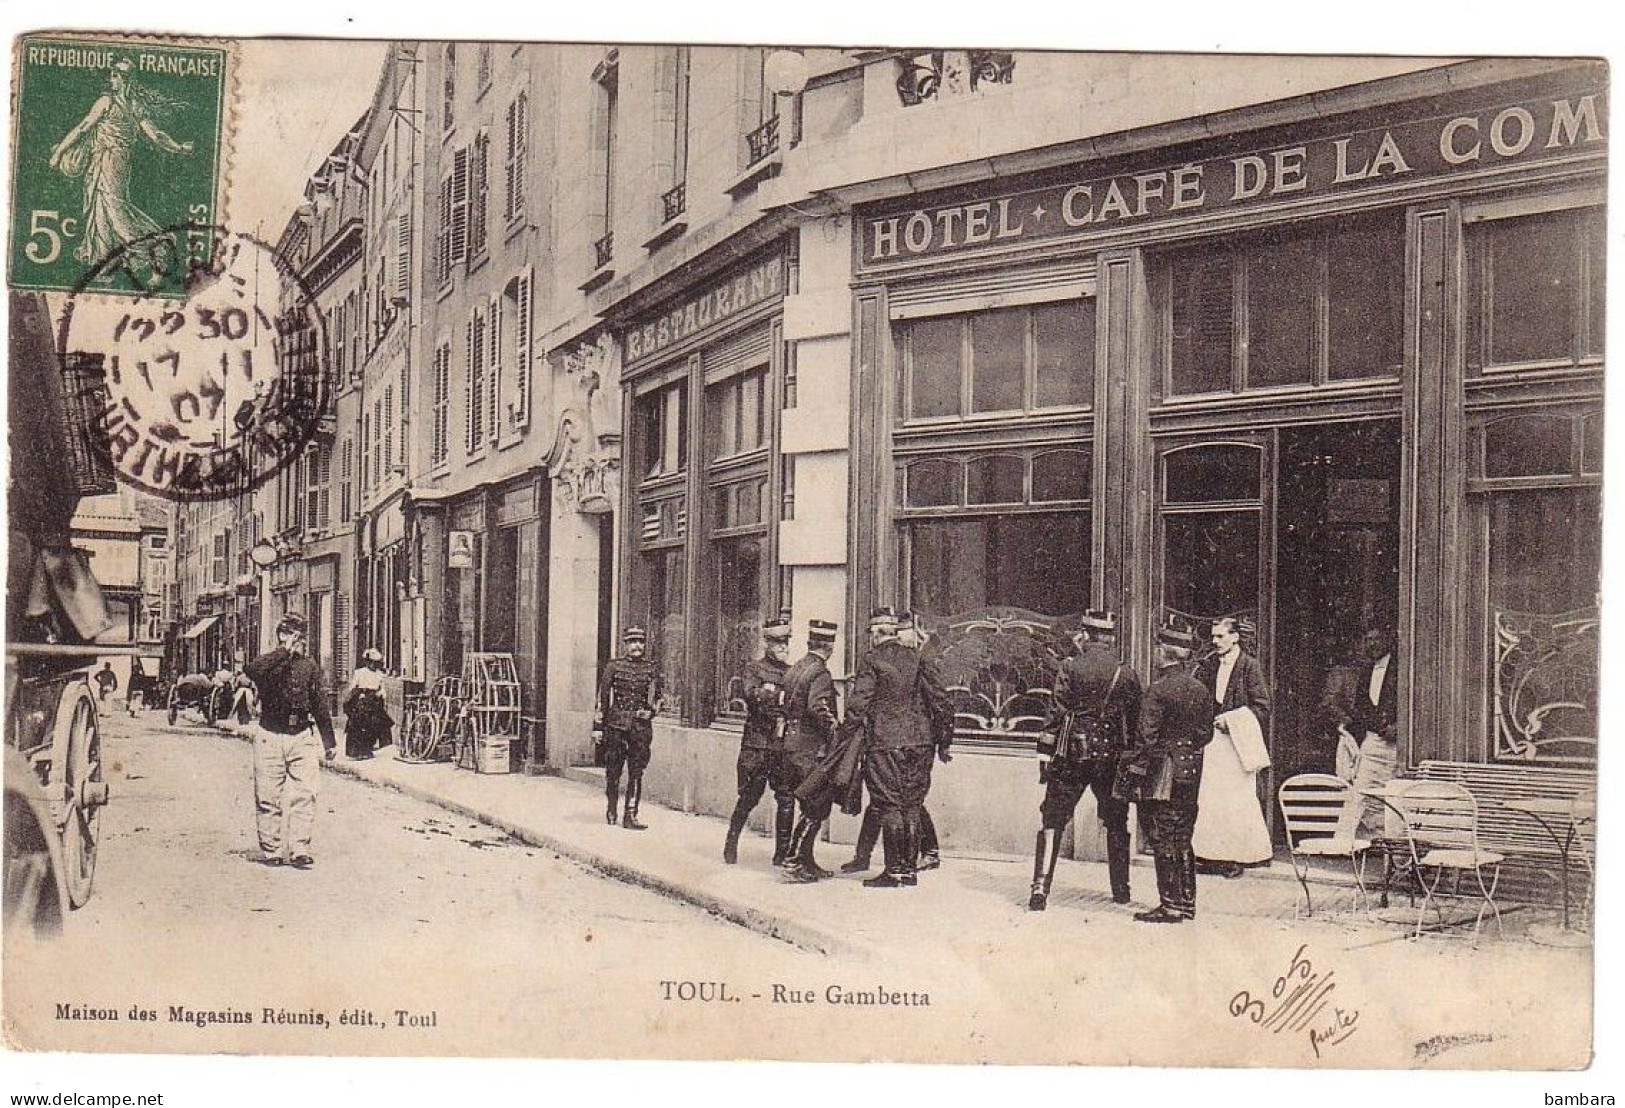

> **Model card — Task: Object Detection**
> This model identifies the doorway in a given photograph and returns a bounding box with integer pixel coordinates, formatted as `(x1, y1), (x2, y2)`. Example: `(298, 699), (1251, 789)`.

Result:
(1154, 418), (1400, 833)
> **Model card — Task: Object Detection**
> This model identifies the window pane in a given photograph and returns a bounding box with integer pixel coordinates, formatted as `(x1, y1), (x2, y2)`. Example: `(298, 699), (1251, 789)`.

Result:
(1034, 301), (1094, 407)
(908, 317), (962, 419)
(740, 371), (763, 451)
(645, 548), (686, 718)
(1169, 249), (1234, 395)
(1327, 216), (1405, 379)
(908, 512), (1089, 619)
(1489, 212), (1579, 365)
(1484, 415), (1574, 479)
(1163, 511), (1260, 622)
(1164, 444), (1262, 504)
(1246, 236), (1315, 387)
(1487, 487), (1599, 765)
(715, 537), (766, 718)
(1032, 449), (1091, 503)
(1465, 227), (1486, 373)
(970, 307), (1026, 413)
(904, 458), (962, 508)
(966, 454), (1025, 505)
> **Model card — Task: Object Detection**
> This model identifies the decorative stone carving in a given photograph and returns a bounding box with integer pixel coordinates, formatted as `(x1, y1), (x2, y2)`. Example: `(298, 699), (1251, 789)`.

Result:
(547, 332), (622, 515)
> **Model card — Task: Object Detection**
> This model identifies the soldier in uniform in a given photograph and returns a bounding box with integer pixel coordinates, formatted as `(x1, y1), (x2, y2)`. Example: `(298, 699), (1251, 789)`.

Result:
(781, 619), (841, 882)
(595, 626), (663, 831)
(1120, 622), (1216, 923)
(243, 613), (336, 869)
(723, 615), (795, 865)
(1028, 610), (1143, 911)
(846, 608), (954, 888)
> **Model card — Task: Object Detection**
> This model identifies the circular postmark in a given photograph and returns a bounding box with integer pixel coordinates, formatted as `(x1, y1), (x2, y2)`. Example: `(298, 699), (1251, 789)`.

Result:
(55, 224), (331, 502)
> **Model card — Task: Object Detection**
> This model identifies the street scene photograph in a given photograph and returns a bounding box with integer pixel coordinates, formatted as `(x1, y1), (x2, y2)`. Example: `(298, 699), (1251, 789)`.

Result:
(2, 21), (1608, 1081)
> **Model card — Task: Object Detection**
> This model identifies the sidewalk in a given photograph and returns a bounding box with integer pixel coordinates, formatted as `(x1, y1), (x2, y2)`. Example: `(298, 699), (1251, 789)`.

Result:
(297, 738), (1439, 960)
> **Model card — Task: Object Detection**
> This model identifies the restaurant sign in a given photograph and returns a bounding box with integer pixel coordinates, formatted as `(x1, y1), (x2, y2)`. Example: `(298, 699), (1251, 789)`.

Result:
(624, 253), (785, 368)
(860, 89), (1606, 268)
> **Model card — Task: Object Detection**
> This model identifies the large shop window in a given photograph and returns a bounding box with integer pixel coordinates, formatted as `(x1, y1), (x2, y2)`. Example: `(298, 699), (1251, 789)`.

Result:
(900, 447), (1091, 618)
(628, 330), (782, 729)
(1473, 411), (1600, 766)
(1162, 212), (1404, 396)
(899, 300), (1095, 422)
(1464, 205), (1605, 372)
(1159, 442), (1264, 627)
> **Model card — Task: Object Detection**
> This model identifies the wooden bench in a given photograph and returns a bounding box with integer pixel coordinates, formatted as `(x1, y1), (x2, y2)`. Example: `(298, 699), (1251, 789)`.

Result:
(1414, 760), (1596, 902)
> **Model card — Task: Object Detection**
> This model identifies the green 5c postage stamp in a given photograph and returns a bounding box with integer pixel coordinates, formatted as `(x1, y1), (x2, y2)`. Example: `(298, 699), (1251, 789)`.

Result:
(9, 35), (229, 297)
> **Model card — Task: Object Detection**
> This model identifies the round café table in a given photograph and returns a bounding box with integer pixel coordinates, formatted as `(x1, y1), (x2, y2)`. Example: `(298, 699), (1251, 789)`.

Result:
(1501, 795), (1596, 948)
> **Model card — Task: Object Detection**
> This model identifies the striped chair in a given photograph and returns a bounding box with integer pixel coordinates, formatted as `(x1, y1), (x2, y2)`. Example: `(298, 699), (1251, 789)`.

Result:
(1277, 773), (1372, 919)
(1388, 781), (1505, 942)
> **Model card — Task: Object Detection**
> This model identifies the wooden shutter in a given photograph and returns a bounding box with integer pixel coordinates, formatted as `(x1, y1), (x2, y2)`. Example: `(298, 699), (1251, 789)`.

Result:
(464, 318), (476, 453)
(514, 269), (532, 428)
(384, 385), (395, 481)
(450, 146), (469, 266)
(488, 297), (501, 443)
(396, 212), (411, 300)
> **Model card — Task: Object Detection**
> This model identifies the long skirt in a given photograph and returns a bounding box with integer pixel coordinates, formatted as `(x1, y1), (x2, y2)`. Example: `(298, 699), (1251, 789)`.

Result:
(1191, 727), (1272, 864)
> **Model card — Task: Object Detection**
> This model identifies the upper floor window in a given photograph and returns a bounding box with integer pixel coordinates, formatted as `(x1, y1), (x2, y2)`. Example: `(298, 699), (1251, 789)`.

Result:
(1465, 205), (1605, 373)
(1161, 211), (1404, 396)
(504, 93), (529, 225)
(441, 44), (456, 133)
(431, 341), (452, 466)
(591, 53), (619, 248)
(898, 299), (1095, 422)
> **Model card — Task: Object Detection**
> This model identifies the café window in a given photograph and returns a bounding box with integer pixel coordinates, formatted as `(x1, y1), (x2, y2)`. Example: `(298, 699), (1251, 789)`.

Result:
(898, 446), (1091, 619)
(707, 367), (767, 460)
(636, 381), (687, 480)
(637, 546), (686, 721)
(1464, 205), (1605, 373)
(1470, 410), (1600, 766)
(1160, 211), (1404, 396)
(898, 299), (1095, 422)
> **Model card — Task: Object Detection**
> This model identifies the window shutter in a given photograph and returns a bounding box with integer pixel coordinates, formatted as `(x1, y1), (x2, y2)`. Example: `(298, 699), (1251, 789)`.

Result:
(514, 93), (527, 217)
(319, 443), (332, 531)
(469, 133), (489, 260)
(396, 212), (411, 301)
(504, 99), (518, 223)
(450, 147), (469, 265)
(438, 174), (453, 284)
(333, 592), (352, 688)
(488, 297), (501, 443)
(515, 268), (532, 427)
(384, 385), (395, 481)
(398, 363), (410, 461)
(464, 319), (475, 453)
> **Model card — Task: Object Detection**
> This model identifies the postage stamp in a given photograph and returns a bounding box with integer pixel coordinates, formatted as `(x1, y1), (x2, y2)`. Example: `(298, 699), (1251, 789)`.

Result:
(54, 225), (332, 501)
(8, 34), (229, 298)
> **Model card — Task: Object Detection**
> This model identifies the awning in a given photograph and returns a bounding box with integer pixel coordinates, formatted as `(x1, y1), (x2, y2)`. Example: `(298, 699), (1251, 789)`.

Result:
(182, 615), (220, 640)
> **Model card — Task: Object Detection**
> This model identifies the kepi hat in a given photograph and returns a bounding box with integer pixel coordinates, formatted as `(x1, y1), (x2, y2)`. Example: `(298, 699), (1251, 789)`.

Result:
(623, 625), (648, 644)
(762, 616), (793, 642)
(808, 618), (838, 645)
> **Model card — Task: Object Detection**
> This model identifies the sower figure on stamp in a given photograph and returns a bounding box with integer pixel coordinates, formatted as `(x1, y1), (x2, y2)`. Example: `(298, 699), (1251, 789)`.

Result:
(723, 615), (795, 865)
(782, 619), (842, 883)
(841, 611), (946, 876)
(845, 608), (954, 889)
(1029, 610), (1142, 911)
(595, 626), (662, 831)
(244, 613), (336, 869)
(1117, 621), (1215, 923)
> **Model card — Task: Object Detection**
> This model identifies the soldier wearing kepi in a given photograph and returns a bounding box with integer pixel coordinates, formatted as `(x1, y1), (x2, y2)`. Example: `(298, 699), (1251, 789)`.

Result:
(595, 626), (663, 831)
(723, 615), (795, 865)
(847, 607), (953, 888)
(1120, 621), (1216, 924)
(243, 612), (336, 869)
(841, 611), (947, 876)
(1029, 610), (1142, 911)
(782, 619), (842, 882)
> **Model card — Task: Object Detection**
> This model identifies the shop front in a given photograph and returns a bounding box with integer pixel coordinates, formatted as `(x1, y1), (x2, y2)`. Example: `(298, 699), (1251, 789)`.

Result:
(608, 245), (792, 818)
(846, 62), (1605, 856)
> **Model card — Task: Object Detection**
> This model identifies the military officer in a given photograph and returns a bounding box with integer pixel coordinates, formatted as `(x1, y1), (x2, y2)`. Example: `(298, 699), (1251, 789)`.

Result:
(846, 608), (953, 888)
(595, 626), (663, 830)
(723, 615), (796, 865)
(1122, 621), (1216, 923)
(782, 619), (842, 882)
(1029, 610), (1143, 911)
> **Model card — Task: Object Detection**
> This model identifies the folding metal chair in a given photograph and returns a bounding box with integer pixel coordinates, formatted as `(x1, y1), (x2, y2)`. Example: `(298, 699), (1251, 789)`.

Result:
(1389, 781), (1505, 941)
(1277, 773), (1372, 918)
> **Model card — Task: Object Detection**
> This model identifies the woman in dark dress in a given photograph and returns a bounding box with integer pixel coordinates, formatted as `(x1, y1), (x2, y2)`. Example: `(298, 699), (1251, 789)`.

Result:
(342, 648), (393, 759)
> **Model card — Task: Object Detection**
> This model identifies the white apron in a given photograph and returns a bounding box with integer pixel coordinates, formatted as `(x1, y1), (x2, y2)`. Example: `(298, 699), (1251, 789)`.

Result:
(1192, 706), (1273, 864)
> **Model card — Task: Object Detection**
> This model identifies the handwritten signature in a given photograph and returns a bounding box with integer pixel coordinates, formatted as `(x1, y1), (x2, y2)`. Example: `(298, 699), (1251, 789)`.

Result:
(1229, 944), (1360, 1058)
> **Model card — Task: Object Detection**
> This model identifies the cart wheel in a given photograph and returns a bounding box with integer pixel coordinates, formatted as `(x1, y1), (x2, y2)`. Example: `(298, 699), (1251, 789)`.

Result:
(401, 711), (441, 762)
(167, 699), (179, 726)
(53, 684), (106, 909)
